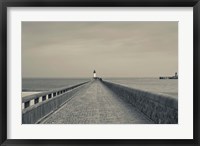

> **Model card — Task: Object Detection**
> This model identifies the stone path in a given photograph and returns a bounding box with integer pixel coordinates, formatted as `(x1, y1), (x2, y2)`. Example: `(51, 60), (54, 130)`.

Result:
(41, 80), (154, 124)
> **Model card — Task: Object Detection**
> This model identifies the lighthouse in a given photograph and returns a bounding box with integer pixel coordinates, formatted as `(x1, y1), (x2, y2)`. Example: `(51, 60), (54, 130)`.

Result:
(93, 70), (96, 78)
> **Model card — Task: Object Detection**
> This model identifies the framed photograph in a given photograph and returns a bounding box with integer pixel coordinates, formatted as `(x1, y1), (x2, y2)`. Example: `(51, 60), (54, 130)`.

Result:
(0, 0), (199, 145)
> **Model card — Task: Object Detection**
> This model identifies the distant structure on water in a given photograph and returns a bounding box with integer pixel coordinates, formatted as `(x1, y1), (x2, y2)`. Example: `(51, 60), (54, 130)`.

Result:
(159, 72), (178, 79)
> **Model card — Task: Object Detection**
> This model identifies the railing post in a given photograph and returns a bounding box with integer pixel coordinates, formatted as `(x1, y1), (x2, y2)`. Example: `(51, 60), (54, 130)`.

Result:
(30, 99), (34, 106)
(39, 96), (42, 102)
(22, 102), (25, 109)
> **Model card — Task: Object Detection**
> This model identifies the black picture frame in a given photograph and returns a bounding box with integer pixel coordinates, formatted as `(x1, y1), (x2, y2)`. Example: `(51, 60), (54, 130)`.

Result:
(0, 0), (199, 145)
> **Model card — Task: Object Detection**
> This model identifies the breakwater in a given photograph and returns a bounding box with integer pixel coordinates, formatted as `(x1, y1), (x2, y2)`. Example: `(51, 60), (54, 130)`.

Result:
(102, 80), (178, 124)
(40, 79), (154, 124)
(22, 81), (89, 124)
(22, 79), (178, 124)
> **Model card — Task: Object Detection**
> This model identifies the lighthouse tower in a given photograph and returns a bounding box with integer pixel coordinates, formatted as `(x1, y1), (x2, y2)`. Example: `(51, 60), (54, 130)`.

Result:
(93, 70), (96, 78)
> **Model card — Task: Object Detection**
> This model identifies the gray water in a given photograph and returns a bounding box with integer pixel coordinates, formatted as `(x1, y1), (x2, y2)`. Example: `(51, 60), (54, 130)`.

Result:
(22, 78), (90, 91)
(105, 78), (178, 98)
(22, 78), (178, 98)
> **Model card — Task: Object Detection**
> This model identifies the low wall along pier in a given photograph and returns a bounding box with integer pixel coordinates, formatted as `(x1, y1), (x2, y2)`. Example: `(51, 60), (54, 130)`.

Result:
(22, 81), (89, 124)
(102, 80), (178, 124)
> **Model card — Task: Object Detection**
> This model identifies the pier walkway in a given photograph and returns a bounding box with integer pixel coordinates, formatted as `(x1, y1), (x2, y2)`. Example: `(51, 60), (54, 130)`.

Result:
(22, 79), (177, 124)
(40, 80), (153, 124)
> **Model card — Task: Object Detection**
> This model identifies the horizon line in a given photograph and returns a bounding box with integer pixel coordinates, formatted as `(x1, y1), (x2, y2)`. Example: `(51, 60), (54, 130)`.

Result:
(22, 76), (162, 79)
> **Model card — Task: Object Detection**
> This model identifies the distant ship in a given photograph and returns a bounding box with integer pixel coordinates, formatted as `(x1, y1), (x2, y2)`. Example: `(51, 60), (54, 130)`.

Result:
(159, 72), (178, 79)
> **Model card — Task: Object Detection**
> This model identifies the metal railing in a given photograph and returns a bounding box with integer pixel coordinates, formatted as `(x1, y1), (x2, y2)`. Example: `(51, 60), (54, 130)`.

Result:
(22, 81), (89, 110)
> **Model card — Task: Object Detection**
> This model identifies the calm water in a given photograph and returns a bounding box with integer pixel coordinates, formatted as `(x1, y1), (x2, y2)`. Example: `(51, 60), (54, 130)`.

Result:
(105, 78), (178, 98)
(22, 78), (178, 98)
(22, 78), (90, 91)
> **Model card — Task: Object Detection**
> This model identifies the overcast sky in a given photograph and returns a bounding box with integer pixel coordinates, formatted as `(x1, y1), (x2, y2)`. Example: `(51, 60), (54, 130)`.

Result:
(22, 22), (178, 78)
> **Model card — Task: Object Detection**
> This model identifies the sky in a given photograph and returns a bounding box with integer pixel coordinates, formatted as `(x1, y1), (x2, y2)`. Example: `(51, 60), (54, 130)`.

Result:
(22, 22), (178, 78)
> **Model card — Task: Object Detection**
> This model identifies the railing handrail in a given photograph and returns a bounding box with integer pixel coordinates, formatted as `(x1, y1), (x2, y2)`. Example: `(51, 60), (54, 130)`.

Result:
(22, 81), (90, 103)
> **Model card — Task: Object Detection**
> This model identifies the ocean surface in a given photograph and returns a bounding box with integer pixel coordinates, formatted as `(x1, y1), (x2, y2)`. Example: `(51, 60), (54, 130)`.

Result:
(105, 78), (178, 98)
(22, 78), (178, 98)
(22, 78), (90, 91)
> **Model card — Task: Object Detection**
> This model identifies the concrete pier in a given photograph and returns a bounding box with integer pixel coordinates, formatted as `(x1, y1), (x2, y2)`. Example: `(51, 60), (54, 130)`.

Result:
(22, 79), (178, 124)
(40, 80), (153, 124)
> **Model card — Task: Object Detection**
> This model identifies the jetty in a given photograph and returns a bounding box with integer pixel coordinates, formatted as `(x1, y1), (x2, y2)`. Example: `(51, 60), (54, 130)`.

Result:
(22, 78), (178, 124)
(159, 72), (178, 79)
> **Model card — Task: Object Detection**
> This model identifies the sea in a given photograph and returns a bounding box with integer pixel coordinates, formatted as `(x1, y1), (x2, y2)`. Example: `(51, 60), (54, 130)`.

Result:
(22, 78), (178, 98)
(105, 78), (178, 98)
(22, 78), (90, 91)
